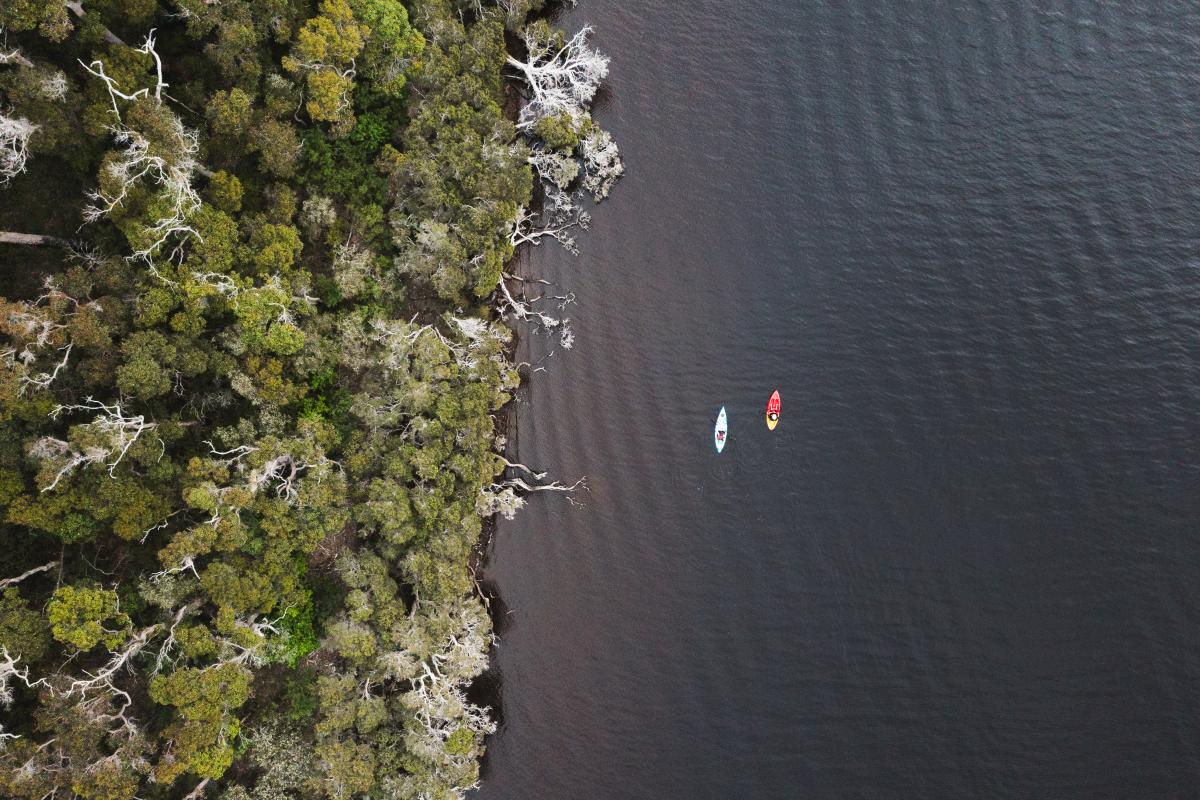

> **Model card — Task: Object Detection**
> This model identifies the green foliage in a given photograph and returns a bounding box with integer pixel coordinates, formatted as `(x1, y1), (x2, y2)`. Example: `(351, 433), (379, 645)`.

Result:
(117, 330), (177, 398)
(247, 223), (303, 275)
(206, 88), (255, 139)
(534, 111), (585, 151)
(349, 0), (425, 97)
(206, 171), (244, 214)
(0, 588), (51, 661)
(7, 491), (102, 543)
(299, 367), (351, 424)
(149, 663), (252, 720)
(0, 1), (72, 41)
(148, 664), (252, 781)
(445, 727), (475, 757)
(47, 586), (131, 652)
(276, 596), (319, 667)
(314, 738), (376, 800)
(382, 11), (531, 301)
(284, 0), (367, 130)
(281, 669), (319, 722)
(232, 283), (306, 355)
(299, 113), (391, 209)
(250, 118), (302, 178)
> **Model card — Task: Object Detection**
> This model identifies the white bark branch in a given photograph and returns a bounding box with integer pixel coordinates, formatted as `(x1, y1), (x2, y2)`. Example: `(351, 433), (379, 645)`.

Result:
(62, 624), (159, 699)
(0, 647), (45, 710)
(182, 778), (211, 800)
(509, 204), (587, 255)
(495, 279), (574, 350)
(0, 49), (33, 69)
(498, 457), (547, 481)
(0, 113), (37, 185)
(34, 398), (158, 491)
(507, 26), (608, 132)
(0, 560), (60, 590)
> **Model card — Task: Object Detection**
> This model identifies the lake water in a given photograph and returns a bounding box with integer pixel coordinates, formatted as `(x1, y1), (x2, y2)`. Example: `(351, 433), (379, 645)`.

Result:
(479, 2), (1200, 797)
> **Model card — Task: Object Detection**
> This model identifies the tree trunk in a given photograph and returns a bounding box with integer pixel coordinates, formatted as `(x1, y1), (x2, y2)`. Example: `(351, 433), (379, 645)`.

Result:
(0, 232), (72, 248)
(65, 2), (126, 46)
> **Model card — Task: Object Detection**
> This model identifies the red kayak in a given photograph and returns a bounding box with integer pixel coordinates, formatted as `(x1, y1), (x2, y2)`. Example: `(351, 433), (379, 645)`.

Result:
(765, 390), (781, 430)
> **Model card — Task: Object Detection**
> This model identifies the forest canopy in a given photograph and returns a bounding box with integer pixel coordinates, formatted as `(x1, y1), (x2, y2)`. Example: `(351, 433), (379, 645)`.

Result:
(0, 1), (618, 798)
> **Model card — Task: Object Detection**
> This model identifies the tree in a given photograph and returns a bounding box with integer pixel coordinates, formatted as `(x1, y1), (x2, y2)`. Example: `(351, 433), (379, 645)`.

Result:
(1, 2), (72, 42)
(250, 118), (302, 177)
(506, 23), (608, 132)
(0, 112), (36, 184)
(284, 0), (367, 130)
(29, 398), (159, 491)
(382, 11), (532, 301)
(148, 663), (252, 782)
(235, 723), (314, 800)
(205, 88), (253, 139)
(349, 0), (424, 97)
(506, 23), (623, 202)
(47, 585), (131, 651)
(0, 588), (50, 661)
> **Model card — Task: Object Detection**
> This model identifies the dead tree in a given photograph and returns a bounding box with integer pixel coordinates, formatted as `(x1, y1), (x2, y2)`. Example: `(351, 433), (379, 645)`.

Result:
(0, 113), (36, 185)
(0, 232), (72, 248)
(33, 399), (159, 491)
(78, 30), (203, 264)
(506, 26), (609, 132)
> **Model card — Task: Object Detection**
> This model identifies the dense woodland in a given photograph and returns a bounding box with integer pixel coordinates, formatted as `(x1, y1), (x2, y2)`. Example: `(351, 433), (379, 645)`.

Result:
(0, 1), (619, 797)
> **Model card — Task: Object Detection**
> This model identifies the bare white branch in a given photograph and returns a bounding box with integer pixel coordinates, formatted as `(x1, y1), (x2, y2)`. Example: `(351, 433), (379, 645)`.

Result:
(507, 26), (608, 132)
(147, 556), (199, 583)
(0, 112), (37, 185)
(151, 601), (199, 674)
(0, 45), (34, 70)
(62, 624), (159, 700)
(0, 560), (60, 591)
(19, 343), (71, 395)
(182, 777), (211, 800)
(579, 126), (624, 201)
(495, 279), (574, 349)
(0, 647), (46, 710)
(33, 398), (158, 491)
(82, 123), (202, 263)
(78, 37), (202, 263)
(76, 61), (148, 119)
(140, 29), (167, 102)
(478, 456), (586, 518)
(509, 204), (587, 255)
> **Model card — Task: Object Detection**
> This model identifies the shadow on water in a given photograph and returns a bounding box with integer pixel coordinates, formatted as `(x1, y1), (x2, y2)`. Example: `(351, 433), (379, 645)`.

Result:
(589, 84), (615, 117)
(468, 573), (509, 714)
(475, 577), (514, 638)
(469, 578), (507, 782)
(467, 666), (504, 728)
(468, 664), (505, 785)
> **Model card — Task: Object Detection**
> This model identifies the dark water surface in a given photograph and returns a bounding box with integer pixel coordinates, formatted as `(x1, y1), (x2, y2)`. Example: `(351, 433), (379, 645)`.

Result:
(479, 2), (1200, 797)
